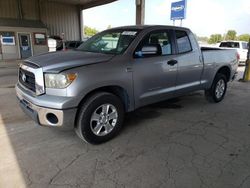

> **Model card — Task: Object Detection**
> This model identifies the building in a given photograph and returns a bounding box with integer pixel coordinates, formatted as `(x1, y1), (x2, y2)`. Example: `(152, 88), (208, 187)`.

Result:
(0, 0), (117, 60)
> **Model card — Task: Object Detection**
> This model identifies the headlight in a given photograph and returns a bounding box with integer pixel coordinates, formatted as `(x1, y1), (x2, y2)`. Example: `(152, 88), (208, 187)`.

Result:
(45, 73), (77, 89)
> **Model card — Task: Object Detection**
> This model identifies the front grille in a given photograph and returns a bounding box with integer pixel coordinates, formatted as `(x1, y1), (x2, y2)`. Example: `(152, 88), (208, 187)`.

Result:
(19, 68), (36, 92)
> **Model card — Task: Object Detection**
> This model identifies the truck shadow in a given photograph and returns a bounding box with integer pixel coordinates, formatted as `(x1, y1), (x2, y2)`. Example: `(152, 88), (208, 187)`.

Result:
(0, 86), (202, 187)
(123, 97), (183, 129)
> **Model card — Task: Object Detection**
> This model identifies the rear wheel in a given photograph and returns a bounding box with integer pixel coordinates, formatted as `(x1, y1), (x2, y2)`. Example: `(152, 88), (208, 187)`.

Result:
(205, 73), (227, 103)
(75, 92), (125, 144)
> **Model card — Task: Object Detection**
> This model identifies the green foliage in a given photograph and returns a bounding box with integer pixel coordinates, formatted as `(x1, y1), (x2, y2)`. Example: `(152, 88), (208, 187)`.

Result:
(225, 30), (237, 40)
(208, 34), (222, 44)
(84, 26), (99, 36)
(197, 36), (208, 42)
(237, 34), (250, 42)
(207, 30), (250, 44)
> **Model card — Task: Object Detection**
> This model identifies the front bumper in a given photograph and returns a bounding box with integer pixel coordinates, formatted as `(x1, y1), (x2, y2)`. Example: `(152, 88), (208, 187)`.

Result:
(239, 61), (246, 65)
(16, 84), (77, 129)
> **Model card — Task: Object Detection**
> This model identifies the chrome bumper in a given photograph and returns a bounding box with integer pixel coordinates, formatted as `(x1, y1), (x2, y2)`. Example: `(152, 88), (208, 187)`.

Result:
(16, 84), (77, 129)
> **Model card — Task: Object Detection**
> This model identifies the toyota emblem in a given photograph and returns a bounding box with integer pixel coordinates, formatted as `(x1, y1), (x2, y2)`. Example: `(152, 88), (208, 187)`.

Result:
(22, 73), (27, 82)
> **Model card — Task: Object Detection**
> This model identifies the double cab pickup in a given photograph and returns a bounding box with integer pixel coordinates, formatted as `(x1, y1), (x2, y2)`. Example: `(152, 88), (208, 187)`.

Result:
(16, 25), (238, 144)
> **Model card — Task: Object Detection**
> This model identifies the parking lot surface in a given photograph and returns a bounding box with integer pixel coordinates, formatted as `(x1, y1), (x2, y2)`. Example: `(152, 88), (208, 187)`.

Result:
(0, 62), (250, 188)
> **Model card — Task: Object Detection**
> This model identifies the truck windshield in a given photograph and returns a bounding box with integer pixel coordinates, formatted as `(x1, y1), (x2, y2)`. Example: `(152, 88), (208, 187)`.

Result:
(77, 29), (140, 55)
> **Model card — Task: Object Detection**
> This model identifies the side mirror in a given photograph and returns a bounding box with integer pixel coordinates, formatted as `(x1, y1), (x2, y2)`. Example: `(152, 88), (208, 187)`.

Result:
(141, 46), (158, 55)
(135, 45), (160, 58)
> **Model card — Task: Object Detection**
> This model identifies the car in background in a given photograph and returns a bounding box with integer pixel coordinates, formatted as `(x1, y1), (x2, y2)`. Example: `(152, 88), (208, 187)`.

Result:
(57, 41), (83, 51)
(48, 35), (63, 51)
(219, 41), (249, 65)
(65, 41), (84, 50)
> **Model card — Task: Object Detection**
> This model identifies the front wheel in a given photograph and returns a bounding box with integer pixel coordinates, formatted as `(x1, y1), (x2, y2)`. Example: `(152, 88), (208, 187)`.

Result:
(75, 92), (125, 144)
(205, 73), (227, 103)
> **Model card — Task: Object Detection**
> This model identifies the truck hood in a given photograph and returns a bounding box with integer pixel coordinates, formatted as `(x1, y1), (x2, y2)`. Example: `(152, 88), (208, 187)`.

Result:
(26, 51), (115, 73)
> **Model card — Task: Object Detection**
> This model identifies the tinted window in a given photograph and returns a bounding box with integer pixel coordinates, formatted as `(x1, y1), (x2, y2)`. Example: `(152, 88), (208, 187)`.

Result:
(68, 42), (76, 48)
(242, 42), (249, 50)
(176, 30), (192, 53)
(140, 31), (172, 56)
(75, 42), (82, 48)
(219, 42), (240, 48)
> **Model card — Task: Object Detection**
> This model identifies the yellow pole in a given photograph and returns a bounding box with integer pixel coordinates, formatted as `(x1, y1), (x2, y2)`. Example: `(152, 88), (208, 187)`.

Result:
(243, 39), (250, 81)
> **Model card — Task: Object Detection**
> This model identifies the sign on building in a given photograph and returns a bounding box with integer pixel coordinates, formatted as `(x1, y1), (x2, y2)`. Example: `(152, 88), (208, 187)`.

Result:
(170, 0), (186, 21)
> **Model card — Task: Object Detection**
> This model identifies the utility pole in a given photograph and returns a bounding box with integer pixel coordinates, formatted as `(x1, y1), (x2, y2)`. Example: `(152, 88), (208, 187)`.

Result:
(136, 0), (145, 25)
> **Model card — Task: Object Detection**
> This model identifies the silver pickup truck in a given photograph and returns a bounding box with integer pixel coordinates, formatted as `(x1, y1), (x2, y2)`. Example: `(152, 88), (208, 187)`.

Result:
(16, 25), (238, 144)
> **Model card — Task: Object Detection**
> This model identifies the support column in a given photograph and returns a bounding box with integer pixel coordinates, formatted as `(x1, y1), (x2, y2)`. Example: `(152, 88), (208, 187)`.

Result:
(136, 0), (145, 25)
(79, 10), (84, 41)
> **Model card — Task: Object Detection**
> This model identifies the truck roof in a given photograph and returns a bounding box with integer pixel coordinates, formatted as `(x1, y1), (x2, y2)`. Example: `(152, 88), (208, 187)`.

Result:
(108, 25), (190, 31)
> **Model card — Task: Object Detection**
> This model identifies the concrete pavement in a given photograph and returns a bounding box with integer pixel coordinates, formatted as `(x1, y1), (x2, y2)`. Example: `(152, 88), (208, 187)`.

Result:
(0, 64), (250, 188)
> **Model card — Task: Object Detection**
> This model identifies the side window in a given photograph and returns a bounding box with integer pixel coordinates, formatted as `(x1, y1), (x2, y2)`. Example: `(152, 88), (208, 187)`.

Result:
(139, 31), (172, 56)
(242, 42), (249, 50)
(175, 30), (192, 53)
(150, 32), (172, 55)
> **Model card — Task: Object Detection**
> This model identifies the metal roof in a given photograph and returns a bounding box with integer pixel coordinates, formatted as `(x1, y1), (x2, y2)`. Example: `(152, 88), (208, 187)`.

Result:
(49, 0), (117, 9)
(0, 18), (46, 28)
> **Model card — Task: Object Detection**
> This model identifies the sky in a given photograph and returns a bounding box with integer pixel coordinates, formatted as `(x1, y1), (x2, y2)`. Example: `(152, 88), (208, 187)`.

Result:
(83, 0), (250, 37)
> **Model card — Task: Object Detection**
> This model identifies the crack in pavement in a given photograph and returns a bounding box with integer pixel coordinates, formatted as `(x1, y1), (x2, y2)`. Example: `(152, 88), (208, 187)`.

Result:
(48, 151), (86, 186)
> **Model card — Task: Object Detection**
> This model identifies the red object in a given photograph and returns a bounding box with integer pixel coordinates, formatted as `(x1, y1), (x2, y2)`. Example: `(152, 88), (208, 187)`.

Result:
(237, 53), (240, 61)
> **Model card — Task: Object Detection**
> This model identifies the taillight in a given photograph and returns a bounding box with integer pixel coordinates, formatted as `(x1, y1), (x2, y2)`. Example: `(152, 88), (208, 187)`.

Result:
(237, 53), (240, 61)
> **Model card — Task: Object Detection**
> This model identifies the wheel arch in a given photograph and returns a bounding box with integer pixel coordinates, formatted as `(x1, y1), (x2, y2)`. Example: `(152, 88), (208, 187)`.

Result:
(216, 66), (231, 82)
(77, 85), (132, 113)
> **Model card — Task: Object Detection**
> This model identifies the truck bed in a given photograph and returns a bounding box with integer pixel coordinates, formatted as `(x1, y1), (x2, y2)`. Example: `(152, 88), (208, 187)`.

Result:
(201, 47), (238, 66)
(201, 46), (238, 83)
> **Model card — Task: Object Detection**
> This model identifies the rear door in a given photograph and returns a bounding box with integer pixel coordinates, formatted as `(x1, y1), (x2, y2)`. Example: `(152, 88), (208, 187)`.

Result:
(174, 30), (203, 95)
(132, 29), (178, 107)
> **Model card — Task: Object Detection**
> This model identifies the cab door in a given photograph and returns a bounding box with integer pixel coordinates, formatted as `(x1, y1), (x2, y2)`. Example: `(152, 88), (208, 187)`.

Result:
(174, 30), (203, 95)
(132, 29), (178, 108)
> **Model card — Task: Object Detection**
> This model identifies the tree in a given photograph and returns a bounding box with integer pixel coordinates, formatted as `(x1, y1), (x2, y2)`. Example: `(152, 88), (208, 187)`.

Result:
(84, 26), (98, 36)
(237, 34), (250, 42)
(225, 30), (237, 40)
(107, 25), (112, 29)
(208, 34), (222, 44)
(197, 36), (208, 43)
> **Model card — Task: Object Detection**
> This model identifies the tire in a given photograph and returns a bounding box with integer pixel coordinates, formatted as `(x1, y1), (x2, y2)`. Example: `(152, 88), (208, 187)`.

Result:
(75, 92), (125, 144)
(205, 73), (227, 103)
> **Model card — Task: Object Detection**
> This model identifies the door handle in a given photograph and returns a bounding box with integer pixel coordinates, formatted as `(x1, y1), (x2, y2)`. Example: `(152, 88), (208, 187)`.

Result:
(167, 59), (178, 66)
(194, 64), (201, 68)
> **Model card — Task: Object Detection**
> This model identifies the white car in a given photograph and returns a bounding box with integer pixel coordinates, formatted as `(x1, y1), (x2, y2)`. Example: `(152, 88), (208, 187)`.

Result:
(219, 41), (249, 64)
